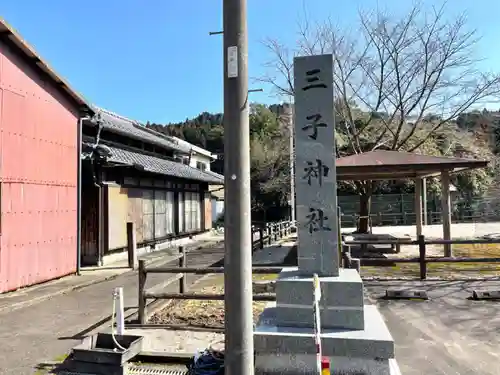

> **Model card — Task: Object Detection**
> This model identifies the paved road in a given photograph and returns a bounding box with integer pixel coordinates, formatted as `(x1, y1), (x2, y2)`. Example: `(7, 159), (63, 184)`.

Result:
(365, 280), (500, 375)
(0, 240), (226, 375)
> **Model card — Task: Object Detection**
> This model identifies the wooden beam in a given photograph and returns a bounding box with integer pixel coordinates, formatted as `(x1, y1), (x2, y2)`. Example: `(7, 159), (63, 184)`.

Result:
(414, 178), (423, 236)
(441, 171), (452, 256)
(422, 177), (428, 225)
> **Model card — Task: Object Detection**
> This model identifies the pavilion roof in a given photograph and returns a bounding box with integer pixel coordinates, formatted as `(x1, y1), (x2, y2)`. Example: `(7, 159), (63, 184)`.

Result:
(336, 150), (488, 181)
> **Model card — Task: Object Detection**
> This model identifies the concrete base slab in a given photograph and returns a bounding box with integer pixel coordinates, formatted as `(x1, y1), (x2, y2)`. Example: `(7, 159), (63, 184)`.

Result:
(255, 354), (401, 374)
(63, 359), (126, 375)
(254, 304), (394, 359)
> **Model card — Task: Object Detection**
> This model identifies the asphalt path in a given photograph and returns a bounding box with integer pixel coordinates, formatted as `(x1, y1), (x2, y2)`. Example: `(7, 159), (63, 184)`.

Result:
(365, 279), (500, 375)
(0, 241), (226, 375)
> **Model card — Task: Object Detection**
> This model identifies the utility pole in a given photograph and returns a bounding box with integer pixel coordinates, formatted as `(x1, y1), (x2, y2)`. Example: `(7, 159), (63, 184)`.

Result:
(222, 0), (254, 374)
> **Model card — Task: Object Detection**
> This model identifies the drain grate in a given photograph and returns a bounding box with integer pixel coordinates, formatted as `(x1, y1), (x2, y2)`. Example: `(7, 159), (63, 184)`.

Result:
(58, 364), (189, 375)
(128, 364), (189, 375)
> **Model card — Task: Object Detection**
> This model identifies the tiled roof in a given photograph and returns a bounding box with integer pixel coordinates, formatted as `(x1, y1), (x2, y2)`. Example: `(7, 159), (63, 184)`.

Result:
(89, 143), (224, 184)
(89, 106), (191, 154)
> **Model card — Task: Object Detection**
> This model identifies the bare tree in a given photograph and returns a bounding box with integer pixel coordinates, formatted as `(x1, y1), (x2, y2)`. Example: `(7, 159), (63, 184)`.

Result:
(259, 2), (500, 232)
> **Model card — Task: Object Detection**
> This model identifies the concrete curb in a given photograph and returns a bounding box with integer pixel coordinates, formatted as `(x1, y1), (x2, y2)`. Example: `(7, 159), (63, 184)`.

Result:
(0, 271), (129, 314)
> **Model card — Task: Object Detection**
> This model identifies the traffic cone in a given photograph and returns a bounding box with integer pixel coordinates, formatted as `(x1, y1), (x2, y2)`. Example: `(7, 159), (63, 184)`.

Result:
(321, 357), (330, 375)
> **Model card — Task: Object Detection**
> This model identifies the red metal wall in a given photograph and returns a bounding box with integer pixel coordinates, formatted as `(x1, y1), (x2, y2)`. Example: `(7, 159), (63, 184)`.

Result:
(0, 40), (79, 292)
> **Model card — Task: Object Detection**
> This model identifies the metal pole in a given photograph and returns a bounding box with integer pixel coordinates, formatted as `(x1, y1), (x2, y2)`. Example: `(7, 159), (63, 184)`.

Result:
(223, 0), (254, 374)
(287, 99), (296, 224)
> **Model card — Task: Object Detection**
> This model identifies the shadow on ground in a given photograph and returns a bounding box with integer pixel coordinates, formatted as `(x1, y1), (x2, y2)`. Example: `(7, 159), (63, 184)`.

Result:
(365, 279), (500, 374)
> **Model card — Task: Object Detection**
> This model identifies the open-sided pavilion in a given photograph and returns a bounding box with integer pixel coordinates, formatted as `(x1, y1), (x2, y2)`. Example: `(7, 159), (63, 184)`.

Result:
(336, 150), (489, 255)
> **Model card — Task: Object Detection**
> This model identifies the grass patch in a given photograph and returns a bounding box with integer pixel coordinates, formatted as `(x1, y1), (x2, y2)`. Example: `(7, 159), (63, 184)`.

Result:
(452, 242), (500, 257)
(363, 243), (500, 277)
(362, 263), (500, 278)
(34, 354), (68, 374)
(253, 273), (278, 281)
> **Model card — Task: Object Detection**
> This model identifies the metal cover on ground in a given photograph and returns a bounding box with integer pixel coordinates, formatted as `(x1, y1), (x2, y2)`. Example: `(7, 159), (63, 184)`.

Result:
(472, 290), (500, 300)
(58, 365), (189, 375)
(385, 289), (429, 300)
(128, 364), (189, 375)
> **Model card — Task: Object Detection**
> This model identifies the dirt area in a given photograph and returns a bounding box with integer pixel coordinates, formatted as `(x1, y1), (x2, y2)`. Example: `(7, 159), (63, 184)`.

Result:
(149, 274), (276, 329)
(143, 277), (500, 374)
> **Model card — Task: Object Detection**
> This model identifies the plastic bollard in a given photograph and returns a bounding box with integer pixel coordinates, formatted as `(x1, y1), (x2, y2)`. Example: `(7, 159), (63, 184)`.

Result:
(321, 357), (331, 375)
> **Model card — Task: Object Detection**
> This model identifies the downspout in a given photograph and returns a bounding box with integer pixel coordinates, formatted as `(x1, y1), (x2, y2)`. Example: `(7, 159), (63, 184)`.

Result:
(78, 116), (104, 272)
(77, 116), (91, 275)
(90, 119), (105, 266)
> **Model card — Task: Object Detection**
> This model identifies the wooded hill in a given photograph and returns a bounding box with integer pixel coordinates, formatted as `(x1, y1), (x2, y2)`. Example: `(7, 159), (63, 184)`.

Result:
(146, 104), (500, 222)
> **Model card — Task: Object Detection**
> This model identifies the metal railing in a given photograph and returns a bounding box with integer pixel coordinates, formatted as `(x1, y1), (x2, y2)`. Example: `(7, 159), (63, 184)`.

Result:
(340, 211), (500, 230)
(137, 220), (293, 324)
(343, 235), (500, 280)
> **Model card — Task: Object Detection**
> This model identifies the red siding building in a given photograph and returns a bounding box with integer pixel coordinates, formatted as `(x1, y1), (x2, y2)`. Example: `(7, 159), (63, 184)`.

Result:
(0, 20), (92, 292)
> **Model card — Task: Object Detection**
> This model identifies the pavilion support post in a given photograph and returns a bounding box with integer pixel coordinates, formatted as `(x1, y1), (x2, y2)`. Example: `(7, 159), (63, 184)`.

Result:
(440, 170), (452, 257)
(414, 178), (423, 237)
(422, 177), (428, 226)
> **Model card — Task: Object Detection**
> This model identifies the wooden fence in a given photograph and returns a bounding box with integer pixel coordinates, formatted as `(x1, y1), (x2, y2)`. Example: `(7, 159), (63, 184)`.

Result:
(137, 220), (293, 324)
(343, 235), (500, 280)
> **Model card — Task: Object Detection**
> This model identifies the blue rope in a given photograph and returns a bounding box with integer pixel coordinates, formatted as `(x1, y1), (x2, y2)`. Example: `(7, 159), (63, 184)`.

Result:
(188, 350), (225, 375)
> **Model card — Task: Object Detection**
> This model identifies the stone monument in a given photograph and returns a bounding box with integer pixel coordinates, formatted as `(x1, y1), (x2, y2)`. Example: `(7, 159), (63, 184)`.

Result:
(254, 54), (401, 374)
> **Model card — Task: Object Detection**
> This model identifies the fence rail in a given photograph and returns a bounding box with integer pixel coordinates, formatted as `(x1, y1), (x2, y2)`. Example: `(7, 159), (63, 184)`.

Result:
(137, 220), (293, 324)
(343, 235), (500, 280)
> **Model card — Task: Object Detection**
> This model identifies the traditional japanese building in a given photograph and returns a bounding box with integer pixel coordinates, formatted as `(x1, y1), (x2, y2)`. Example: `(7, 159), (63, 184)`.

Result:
(80, 107), (224, 266)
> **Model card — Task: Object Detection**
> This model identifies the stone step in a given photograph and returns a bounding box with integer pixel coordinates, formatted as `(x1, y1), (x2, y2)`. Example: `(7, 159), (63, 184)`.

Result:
(275, 304), (364, 330)
(275, 267), (364, 308)
(254, 304), (395, 370)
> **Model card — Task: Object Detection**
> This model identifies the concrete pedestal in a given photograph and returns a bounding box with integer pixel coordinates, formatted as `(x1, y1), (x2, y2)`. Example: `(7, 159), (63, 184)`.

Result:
(262, 54), (402, 374)
(254, 269), (402, 374)
(275, 268), (364, 330)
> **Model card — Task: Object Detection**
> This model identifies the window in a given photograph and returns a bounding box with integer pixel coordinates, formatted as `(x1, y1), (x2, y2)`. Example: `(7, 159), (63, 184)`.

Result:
(166, 191), (175, 234)
(178, 192), (184, 233)
(196, 161), (207, 171)
(185, 192), (193, 232)
(154, 190), (167, 239)
(142, 187), (177, 242)
(183, 191), (201, 232)
(195, 192), (202, 229)
(142, 190), (155, 241)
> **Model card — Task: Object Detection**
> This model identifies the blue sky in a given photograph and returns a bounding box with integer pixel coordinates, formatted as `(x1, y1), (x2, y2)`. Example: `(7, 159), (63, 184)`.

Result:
(2, 0), (500, 123)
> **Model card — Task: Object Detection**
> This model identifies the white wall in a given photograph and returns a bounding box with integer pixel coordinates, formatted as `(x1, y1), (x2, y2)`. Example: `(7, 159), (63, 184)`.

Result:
(189, 153), (212, 171)
(212, 198), (224, 223)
